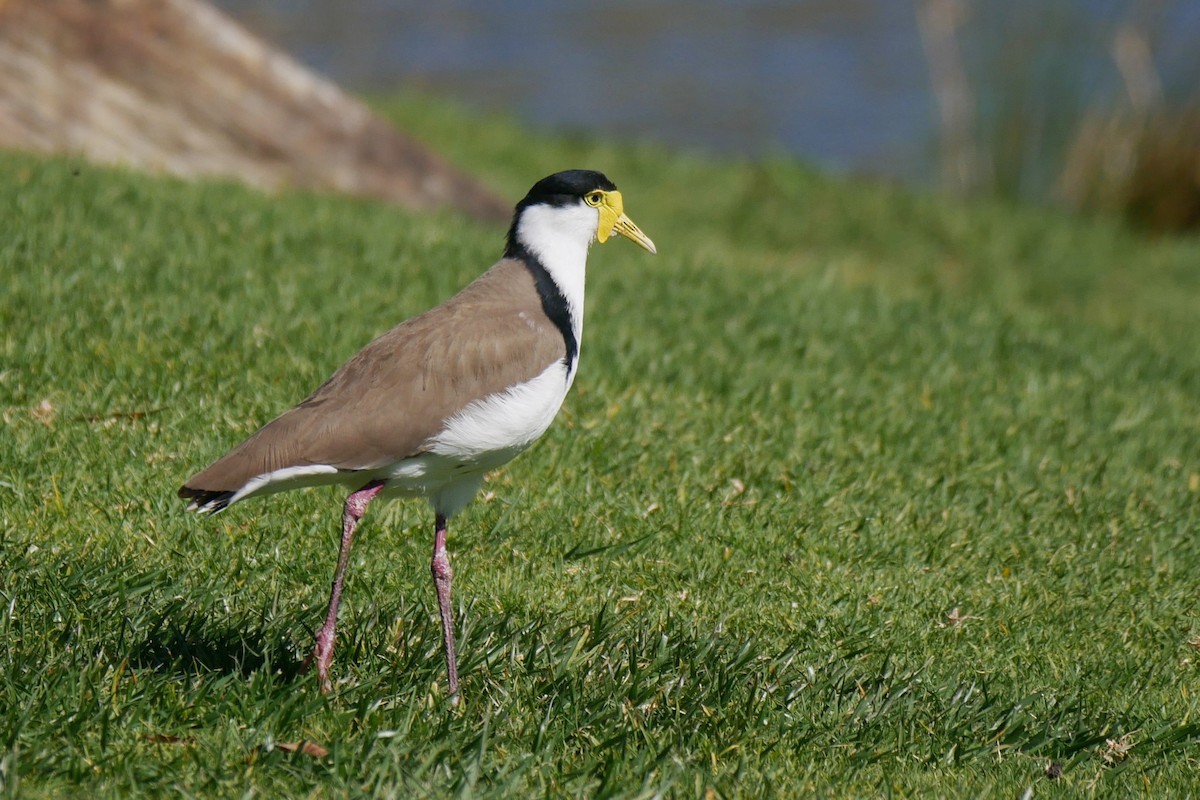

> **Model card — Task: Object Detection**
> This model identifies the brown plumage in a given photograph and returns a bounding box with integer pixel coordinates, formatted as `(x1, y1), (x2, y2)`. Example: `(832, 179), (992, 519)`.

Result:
(179, 258), (566, 506)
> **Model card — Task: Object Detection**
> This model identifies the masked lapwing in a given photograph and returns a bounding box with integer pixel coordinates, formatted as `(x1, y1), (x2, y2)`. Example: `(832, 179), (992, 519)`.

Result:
(179, 170), (656, 700)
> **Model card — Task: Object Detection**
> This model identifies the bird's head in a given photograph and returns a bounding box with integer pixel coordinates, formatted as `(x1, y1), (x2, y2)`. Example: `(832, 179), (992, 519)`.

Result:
(506, 170), (657, 260)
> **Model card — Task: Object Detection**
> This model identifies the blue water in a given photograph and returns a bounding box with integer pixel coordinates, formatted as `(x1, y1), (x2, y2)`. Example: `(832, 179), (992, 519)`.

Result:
(214, 0), (1199, 188)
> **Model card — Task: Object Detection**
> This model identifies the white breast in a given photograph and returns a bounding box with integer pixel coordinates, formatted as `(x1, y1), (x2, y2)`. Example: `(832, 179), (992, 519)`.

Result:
(425, 360), (573, 467)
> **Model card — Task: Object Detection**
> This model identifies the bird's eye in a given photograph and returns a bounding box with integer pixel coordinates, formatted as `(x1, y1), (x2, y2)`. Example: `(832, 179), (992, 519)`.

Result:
(585, 192), (603, 206)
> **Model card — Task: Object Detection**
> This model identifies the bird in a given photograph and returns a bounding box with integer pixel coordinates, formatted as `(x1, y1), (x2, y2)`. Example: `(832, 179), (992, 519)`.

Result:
(178, 169), (656, 700)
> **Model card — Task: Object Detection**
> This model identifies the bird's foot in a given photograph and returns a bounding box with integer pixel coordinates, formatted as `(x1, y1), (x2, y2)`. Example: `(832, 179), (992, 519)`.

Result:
(301, 637), (335, 693)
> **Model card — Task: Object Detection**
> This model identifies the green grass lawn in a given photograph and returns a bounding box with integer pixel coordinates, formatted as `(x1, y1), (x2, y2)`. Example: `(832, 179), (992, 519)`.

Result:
(3, 95), (1200, 797)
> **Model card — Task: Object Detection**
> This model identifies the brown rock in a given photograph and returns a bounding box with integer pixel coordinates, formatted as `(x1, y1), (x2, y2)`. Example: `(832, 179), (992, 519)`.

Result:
(0, 0), (509, 222)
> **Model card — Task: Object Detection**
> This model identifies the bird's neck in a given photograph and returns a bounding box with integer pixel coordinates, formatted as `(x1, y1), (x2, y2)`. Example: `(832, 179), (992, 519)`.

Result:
(527, 241), (586, 338)
(509, 210), (591, 372)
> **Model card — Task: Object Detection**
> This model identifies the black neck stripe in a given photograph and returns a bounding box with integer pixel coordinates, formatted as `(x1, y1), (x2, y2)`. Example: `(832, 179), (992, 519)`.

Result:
(507, 240), (577, 373)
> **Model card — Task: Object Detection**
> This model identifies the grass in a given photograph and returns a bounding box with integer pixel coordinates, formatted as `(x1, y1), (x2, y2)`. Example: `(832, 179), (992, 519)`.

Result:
(3, 94), (1200, 796)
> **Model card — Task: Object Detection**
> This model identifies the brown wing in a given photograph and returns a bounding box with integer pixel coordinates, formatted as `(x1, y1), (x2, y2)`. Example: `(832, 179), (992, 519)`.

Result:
(180, 259), (567, 496)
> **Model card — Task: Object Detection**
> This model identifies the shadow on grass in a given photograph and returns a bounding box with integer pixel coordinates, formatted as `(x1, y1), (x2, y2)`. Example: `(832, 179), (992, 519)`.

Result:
(130, 604), (307, 681)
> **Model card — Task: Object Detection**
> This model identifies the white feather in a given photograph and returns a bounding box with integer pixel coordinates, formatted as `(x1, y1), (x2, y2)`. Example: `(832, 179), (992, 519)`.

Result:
(225, 464), (343, 506)
(426, 360), (572, 463)
(513, 201), (595, 356)
(377, 456), (486, 519)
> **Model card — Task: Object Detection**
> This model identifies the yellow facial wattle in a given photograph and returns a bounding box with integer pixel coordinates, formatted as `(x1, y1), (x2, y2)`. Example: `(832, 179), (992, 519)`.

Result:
(592, 190), (657, 254)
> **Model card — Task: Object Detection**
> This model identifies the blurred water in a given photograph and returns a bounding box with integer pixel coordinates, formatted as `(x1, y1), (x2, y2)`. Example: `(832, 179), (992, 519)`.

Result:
(214, 0), (1199, 187)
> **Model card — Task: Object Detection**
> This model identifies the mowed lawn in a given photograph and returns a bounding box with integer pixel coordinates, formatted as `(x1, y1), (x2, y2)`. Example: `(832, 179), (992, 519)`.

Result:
(3, 99), (1200, 796)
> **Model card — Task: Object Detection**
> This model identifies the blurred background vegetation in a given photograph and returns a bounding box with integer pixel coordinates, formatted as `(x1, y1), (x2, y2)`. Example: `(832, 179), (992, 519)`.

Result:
(216, 0), (1200, 234)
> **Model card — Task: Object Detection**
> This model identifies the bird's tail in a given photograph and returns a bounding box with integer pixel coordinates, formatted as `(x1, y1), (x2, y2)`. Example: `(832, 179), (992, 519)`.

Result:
(178, 485), (236, 514)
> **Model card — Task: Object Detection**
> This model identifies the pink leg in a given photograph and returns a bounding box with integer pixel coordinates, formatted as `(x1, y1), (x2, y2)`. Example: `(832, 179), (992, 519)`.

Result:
(304, 480), (385, 692)
(431, 513), (460, 701)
